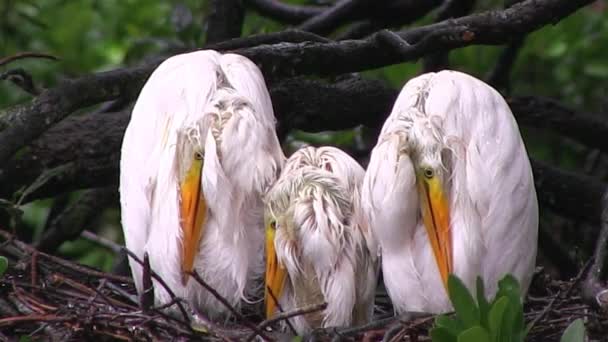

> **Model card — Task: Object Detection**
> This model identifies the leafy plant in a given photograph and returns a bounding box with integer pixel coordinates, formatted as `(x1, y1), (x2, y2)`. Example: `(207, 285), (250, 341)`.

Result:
(430, 275), (586, 342)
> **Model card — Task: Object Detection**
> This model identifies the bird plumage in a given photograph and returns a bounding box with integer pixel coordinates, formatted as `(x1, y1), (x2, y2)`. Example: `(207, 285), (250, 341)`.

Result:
(362, 70), (538, 313)
(120, 50), (284, 317)
(265, 146), (378, 333)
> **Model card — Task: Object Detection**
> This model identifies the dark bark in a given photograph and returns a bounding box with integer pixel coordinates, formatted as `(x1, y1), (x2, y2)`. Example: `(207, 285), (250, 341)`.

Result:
(206, 0), (245, 44)
(0, 0), (593, 164)
(244, 0), (326, 24)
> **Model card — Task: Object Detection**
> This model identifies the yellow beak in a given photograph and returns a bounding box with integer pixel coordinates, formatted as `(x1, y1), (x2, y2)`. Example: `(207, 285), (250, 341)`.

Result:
(418, 175), (452, 293)
(264, 223), (286, 318)
(179, 157), (207, 285)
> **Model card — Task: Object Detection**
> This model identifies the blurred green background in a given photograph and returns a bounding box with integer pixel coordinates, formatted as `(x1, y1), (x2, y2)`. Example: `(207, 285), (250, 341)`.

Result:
(1, 0), (607, 274)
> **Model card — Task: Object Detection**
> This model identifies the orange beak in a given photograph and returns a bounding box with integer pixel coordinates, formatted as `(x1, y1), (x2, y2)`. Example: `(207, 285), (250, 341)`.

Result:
(179, 157), (207, 285)
(418, 175), (452, 293)
(264, 223), (286, 318)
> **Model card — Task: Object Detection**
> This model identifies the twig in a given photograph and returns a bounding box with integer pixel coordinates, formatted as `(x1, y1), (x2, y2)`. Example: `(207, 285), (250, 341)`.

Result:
(140, 252), (154, 313)
(122, 247), (192, 325)
(187, 270), (271, 341)
(265, 285), (297, 335)
(80, 229), (123, 254)
(251, 302), (327, 339)
(528, 260), (590, 331)
(0, 230), (132, 283)
(0, 52), (58, 67)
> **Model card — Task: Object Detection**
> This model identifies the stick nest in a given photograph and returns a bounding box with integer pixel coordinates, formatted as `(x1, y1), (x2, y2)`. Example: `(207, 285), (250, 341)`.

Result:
(0, 236), (606, 341)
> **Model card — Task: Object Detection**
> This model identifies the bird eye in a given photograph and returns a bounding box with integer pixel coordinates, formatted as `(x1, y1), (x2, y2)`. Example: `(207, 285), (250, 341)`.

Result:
(270, 221), (277, 230)
(194, 151), (203, 160)
(423, 167), (434, 179)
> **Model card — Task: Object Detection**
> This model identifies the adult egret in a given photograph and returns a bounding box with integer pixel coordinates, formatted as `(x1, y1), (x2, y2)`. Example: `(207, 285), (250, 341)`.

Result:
(264, 146), (378, 333)
(362, 70), (538, 313)
(119, 50), (285, 317)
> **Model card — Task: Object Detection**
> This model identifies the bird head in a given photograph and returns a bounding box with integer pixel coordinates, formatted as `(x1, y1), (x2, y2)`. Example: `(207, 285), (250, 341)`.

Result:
(408, 113), (453, 292)
(175, 125), (209, 285)
(263, 166), (352, 318)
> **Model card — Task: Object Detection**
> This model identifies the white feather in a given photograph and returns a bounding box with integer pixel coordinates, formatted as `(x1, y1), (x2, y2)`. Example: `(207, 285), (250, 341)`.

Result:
(362, 70), (538, 313)
(266, 147), (378, 333)
(119, 50), (285, 317)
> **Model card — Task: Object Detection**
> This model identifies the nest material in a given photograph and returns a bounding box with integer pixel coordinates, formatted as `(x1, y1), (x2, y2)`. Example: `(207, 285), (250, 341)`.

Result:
(0, 235), (606, 341)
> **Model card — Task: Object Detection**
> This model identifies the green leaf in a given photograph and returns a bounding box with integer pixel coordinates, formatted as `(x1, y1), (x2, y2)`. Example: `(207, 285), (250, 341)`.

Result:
(476, 277), (490, 329)
(457, 326), (491, 342)
(560, 319), (586, 342)
(495, 275), (525, 338)
(488, 296), (509, 341)
(0, 256), (7, 277)
(448, 275), (480, 327)
(291, 336), (303, 342)
(436, 314), (464, 336)
(431, 327), (457, 342)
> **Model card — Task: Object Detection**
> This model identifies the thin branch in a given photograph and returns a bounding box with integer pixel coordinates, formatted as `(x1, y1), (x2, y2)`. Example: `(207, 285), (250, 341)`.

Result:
(247, 302), (328, 341)
(0, 68), (40, 95)
(244, 0), (325, 24)
(297, 0), (369, 35)
(0, 52), (58, 68)
(206, 0), (245, 44)
(80, 230), (122, 254)
(121, 248), (192, 325)
(187, 270), (271, 341)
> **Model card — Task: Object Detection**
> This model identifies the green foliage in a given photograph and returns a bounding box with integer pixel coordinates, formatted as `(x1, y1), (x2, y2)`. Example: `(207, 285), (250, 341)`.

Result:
(430, 275), (526, 342)
(0, 256), (8, 277)
(430, 275), (586, 342)
(560, 319), (586, 342)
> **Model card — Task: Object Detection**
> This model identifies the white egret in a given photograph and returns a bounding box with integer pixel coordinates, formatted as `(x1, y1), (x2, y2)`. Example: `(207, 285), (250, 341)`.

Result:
(362, 70), (538, 313)
(264, 146), (378, 333)
(119, 50), (285, 317)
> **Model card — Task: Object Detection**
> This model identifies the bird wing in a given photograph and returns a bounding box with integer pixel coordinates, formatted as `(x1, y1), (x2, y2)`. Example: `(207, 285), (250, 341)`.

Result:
(216, 53), (285, 196)
(119, 50), (220, 293)
(422, 70), (539, 293)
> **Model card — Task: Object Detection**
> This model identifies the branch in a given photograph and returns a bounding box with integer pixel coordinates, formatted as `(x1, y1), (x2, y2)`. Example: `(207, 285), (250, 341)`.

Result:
(423, 0), (476, 72)
(0, 0), (592, 164)
(297, 0), (369, 35)
(206, 0), (245, 44)
(0, 68), (40, 95)
(35, 187), (116, 253)
(507, 96), (608, 153)
(0, 52), (58, 67)
(0, 65), (151, 164)
(244, 0), (326, 24)
(236, 0), (594, 77)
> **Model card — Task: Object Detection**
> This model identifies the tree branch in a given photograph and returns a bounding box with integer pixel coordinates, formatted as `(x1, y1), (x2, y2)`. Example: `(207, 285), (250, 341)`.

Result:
(297, 0), (369, 35)
(1, 77), (606, 226)
(35, 187), (116, 253)
(507, 96), (608, 153)
(0, 0), (592, 165)
(423, 0), (476, 72)
(206, 0), (245, 44)
(244, 0), (326, 24)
